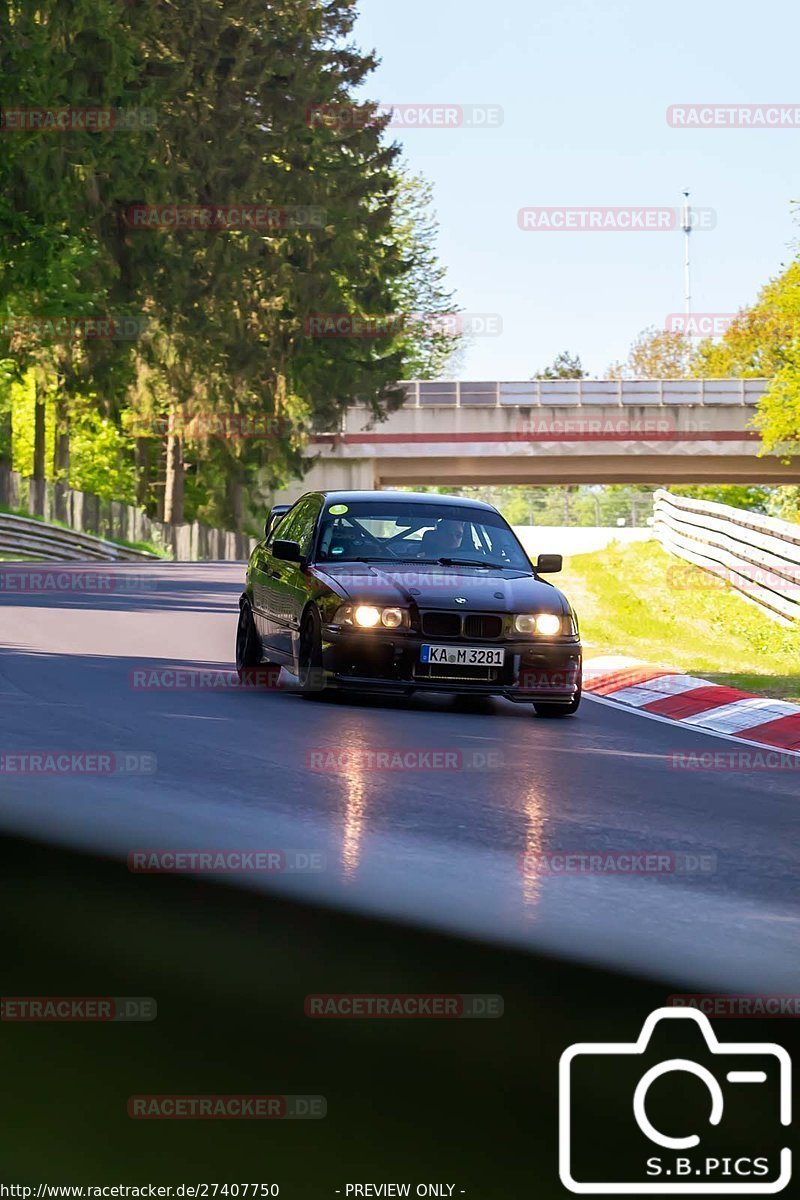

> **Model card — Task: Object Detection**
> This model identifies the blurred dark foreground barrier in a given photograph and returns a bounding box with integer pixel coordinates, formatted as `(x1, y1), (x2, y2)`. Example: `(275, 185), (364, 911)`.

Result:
(1, 834), (796, 1194)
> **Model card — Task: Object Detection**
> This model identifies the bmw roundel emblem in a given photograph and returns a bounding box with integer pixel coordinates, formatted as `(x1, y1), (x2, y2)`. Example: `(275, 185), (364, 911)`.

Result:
(454, 597), (467, 605)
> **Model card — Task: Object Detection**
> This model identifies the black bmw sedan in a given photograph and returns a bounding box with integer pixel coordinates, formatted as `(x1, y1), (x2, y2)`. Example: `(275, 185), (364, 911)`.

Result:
(236, 490), (582, 716)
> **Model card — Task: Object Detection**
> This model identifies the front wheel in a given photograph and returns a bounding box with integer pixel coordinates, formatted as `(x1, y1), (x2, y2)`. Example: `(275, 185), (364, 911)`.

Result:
(298, 606), (327, 698)
(235, 599), (261, 680)
(533, 688), (581, 718)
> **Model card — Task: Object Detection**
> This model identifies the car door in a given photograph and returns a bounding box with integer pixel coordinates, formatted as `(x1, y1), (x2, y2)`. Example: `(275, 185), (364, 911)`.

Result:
(256, 496), (321, 663)
(274, 495), (323, 667)
(251, 520), (289, 662)
(250, 503), (303, 661)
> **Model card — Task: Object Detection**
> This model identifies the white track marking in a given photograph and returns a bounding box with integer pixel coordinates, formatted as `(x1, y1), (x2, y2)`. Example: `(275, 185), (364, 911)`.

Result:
(584, 692), (800, 759)
(682, 697), (800, 732)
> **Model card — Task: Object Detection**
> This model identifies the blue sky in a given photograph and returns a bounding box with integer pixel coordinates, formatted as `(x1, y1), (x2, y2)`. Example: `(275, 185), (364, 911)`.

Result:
(353, 0), (800, 379)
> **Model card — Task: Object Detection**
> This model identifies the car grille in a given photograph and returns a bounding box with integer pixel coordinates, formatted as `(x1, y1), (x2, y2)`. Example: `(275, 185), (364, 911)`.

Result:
(414, 663), (503, 683)
(421, 612), (461, 638)
(463, 614), (503, 639)
(420, 611), (503, 640)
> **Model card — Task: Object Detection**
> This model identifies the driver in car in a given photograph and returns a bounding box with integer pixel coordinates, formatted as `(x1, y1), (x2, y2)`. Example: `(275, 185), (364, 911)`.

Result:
(417, 519), (466, 558)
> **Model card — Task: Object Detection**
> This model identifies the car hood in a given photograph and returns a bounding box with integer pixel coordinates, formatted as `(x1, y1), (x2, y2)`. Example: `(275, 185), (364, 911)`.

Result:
(310, 561), (569, 614)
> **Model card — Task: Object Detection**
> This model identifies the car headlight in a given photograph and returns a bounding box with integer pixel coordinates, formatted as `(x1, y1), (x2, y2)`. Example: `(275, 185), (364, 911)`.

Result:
(333, 604), (408, 629)
(354, 604), (381, 628)
(514, 613), (562, 636)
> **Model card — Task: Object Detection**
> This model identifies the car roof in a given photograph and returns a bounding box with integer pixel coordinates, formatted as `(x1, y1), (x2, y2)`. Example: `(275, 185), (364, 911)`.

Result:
(312, 490), (498, 512)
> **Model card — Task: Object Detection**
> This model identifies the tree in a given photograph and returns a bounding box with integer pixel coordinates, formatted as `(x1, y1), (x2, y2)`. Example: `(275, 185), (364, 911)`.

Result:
(692, 261), (800, 382)
(689, 246), (800, 519)
(1, 0), (457, 534)
(669, 485), (771, 512)
(606, 327), (696, 379)
(531, 351), (586, 380)
(0, 0), (160, 510)
(711, 262), (800, 457)
(387, 170), (461, 380)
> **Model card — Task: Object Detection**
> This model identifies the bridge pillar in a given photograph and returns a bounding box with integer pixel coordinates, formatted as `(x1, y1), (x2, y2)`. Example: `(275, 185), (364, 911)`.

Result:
(274, 456), (378, 504)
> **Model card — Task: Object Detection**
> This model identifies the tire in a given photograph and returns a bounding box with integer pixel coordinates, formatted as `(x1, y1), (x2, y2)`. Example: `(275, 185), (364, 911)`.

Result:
(533, 688), (581, 718)
(235, 599), (261, 680)
(298, 606), (327, 697)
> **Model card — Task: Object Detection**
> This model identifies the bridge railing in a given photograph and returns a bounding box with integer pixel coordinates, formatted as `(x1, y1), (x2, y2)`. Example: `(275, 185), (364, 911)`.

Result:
(393, 378), (767, 408)
(653, 488), (800, 624)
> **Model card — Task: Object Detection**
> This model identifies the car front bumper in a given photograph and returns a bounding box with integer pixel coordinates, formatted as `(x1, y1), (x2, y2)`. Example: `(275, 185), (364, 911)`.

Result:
(320, 627), (582, 703)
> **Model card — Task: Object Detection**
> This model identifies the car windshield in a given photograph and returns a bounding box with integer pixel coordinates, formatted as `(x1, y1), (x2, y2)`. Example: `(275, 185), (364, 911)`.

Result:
(315, 500), (531, 570)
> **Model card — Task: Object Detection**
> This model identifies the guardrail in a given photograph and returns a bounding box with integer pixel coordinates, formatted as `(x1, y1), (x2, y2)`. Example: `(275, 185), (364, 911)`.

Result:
(0, 512), (159, 562)
(0, 467), (257, 561)
(653, 489), (800, 624)
(394, 378), (769, 408)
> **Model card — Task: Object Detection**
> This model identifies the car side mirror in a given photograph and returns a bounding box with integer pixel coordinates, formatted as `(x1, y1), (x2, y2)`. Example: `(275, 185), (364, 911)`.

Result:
(264, 504), (291, 540)
(272, 538), (303, 564)
(536, 553), (562, 574)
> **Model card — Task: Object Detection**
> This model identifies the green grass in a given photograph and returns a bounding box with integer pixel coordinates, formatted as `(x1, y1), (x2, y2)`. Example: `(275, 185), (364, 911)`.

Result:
(561, 539), (800, 702)
(110, 534), (169, 558)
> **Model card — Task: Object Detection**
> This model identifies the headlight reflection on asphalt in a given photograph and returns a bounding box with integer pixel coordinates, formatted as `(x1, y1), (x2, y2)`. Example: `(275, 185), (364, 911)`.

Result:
(338, 729), (370, 880)
(521, 784), (548, 911)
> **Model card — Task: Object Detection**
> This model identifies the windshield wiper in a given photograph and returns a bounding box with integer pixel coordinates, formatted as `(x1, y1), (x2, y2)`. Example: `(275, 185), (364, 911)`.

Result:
(436, 557), (510, 569)
(327, 556), (427, 565)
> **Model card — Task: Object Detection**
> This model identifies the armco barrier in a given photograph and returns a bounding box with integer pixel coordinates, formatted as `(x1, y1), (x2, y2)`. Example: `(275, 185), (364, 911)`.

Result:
(654, 488), (800, 623)
(0, 467), (256, 561)
(0, 512), (158, 562)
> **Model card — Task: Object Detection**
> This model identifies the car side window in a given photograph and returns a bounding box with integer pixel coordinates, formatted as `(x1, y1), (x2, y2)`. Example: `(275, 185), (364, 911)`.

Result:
(269, 496), (321, 558)
(266, 505), (299, 549)
(292, 496), (322, 557)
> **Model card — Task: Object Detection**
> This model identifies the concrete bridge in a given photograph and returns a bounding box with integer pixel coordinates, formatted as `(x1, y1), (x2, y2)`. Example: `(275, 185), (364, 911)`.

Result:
(278, 378), (799, 501)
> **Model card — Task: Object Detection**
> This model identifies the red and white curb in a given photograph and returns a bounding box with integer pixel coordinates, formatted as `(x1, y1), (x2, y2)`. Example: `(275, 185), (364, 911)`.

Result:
(584, 656), (800, 752)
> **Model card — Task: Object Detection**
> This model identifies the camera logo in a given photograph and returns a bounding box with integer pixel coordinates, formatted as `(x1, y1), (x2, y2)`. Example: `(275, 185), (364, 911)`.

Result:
(559, 1006), (792, 1193)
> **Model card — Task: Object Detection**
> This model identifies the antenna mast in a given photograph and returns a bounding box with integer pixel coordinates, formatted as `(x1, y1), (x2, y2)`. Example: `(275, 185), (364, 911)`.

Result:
(681, 189), (692, 318)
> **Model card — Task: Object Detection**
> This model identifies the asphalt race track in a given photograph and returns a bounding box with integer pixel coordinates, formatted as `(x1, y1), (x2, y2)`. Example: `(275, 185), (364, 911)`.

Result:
(2, 561), (799, 993)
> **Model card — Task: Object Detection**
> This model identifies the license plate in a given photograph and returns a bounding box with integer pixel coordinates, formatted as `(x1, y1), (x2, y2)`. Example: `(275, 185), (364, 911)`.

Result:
(420, 644), (505, 667)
